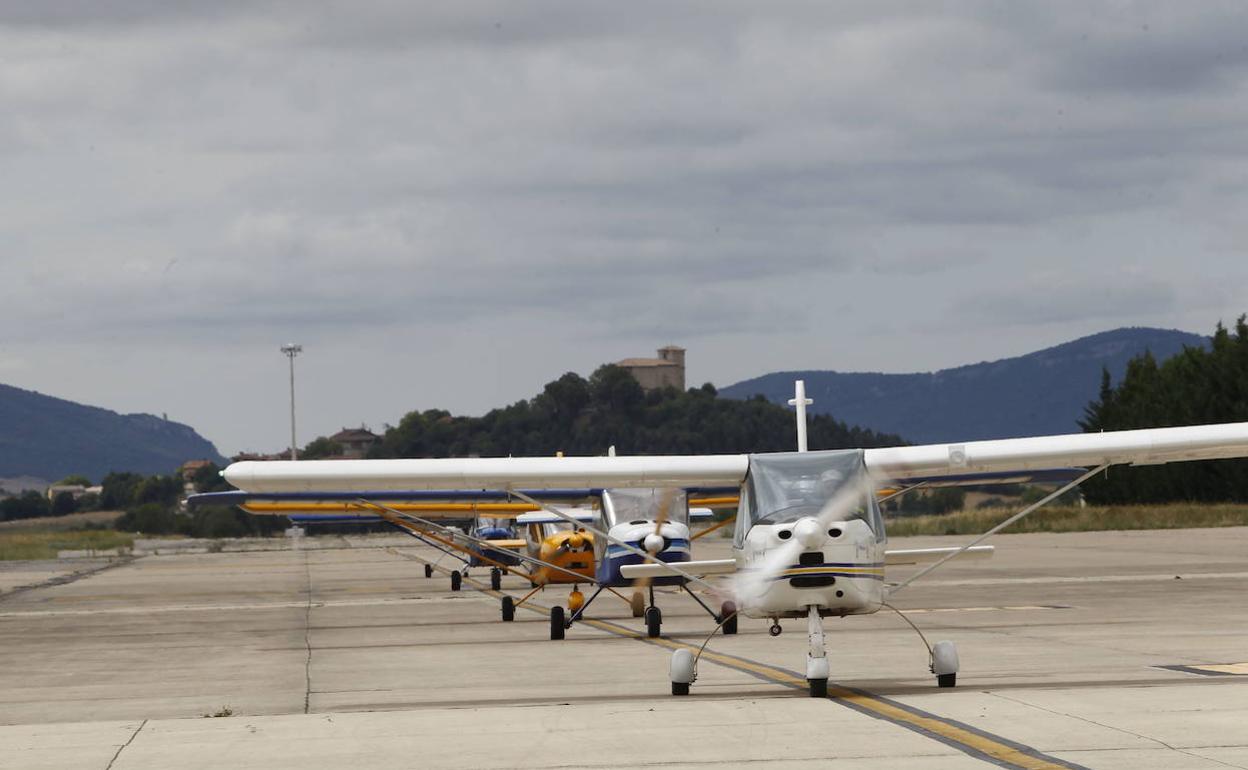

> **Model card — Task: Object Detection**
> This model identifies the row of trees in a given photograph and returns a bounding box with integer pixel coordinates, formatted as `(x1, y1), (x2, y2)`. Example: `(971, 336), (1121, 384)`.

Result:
(372, 365), (903, 459)
(1081, 317), (1248, 503)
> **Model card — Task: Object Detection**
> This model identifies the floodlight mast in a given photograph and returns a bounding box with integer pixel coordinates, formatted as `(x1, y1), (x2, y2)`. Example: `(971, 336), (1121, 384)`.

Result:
(280, 344), (302, 460)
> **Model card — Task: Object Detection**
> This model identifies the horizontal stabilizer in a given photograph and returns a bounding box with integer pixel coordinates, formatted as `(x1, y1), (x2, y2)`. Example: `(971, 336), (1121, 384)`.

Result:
(884, 545), (994, 566)
(619, 559), (738, 579)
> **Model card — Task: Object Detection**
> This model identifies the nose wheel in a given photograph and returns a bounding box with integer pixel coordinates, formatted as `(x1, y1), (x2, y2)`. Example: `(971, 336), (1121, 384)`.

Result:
(645, 606), (662, 638)
(769, 621), (783, 637)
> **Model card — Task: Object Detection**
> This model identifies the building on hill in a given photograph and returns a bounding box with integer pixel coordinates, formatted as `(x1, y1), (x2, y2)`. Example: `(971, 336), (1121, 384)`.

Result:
(330, 426), (380, 459)
(616, 346), (686, 392)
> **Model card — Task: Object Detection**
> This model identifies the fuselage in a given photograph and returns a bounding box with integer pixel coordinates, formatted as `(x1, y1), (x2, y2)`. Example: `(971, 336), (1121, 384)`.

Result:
(736, 517), (885, 619)
(597, 520), (693, 587)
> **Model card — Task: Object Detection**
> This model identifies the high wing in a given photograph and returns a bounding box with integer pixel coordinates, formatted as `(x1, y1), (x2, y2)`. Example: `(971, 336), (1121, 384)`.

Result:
(222, 422), (1248, 493)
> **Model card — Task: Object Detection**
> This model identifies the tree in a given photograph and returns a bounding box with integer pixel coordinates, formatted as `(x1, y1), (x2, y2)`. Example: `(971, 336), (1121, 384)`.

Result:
(0, 491), (51, 521)
(301, 437), (344, 460)
(50, 491), (78, 516)
(55, 475), (92, 487)
(1081, 315), (1248, 503)
(100, 472), (144, 510)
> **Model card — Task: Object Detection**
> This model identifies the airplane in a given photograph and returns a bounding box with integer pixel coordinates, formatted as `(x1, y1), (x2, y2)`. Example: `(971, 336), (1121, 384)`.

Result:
(215, 382), (1248, 698)
(194, 485), (735, 637)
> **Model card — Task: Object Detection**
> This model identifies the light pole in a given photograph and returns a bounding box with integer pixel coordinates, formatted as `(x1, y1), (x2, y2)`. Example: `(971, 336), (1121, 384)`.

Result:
(280, 343), (302, 460)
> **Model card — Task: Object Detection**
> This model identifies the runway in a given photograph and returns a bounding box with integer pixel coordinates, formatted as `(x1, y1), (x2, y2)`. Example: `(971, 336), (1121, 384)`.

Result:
(1, 528), (1246, 769)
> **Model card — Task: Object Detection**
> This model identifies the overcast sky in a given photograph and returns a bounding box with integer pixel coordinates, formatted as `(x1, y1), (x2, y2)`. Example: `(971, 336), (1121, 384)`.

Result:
(3, 1), (1248, 456)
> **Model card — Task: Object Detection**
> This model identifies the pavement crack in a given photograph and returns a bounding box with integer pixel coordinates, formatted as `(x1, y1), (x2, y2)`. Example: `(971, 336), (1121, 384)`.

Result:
(104, 718), (146, 770)
(303, 550), (313, 715)
(986, 691), (1248, 768)
(0, 556), (137, 604)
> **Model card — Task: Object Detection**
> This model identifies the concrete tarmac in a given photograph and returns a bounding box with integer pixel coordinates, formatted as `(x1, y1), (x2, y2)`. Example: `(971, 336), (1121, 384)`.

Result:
(1, 528), (1246, 769)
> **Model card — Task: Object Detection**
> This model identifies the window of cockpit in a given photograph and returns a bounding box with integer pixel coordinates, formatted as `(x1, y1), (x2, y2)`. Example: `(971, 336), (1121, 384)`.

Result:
(738, 450), (884, 543)
(601, 489), (689, 529)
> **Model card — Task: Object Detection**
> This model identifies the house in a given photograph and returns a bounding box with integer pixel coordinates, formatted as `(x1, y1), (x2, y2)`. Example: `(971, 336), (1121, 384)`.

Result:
(616, 346), (686, 392)
(330, 427), (381, 459)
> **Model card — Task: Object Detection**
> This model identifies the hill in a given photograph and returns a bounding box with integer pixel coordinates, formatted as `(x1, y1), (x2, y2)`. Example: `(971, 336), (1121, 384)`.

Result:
(0, 383), (226, 482)
(719, 327), (1208, 444)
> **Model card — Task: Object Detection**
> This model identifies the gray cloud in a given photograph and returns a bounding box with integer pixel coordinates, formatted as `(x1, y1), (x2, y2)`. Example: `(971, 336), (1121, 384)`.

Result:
(3, 2), (1248, 453)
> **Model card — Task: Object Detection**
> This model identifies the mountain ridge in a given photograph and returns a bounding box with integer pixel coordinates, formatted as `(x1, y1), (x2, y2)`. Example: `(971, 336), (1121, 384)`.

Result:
(718, 327), (1208, 444)
(0, 382), (226, 482)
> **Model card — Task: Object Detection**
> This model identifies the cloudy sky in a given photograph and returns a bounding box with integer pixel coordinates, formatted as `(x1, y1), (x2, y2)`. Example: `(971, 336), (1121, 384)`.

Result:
(3, 1), (1248, 455)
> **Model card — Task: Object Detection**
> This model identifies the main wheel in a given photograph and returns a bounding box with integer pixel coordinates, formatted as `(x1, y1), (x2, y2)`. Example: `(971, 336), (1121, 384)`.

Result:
(719, 601), (738, 635)
(424, 564), (433, 578)
(630, 591), (645, 618)
(645, 606), (662, 638)
(671, 682), (690, 696)
(550, 606), (566, 640)
(937, 673), (956, 688)
(450, 571), (462, 592)
(501, 596), (515, 622)
(808, 678), (828, 698)
(490, 568), (502, 591)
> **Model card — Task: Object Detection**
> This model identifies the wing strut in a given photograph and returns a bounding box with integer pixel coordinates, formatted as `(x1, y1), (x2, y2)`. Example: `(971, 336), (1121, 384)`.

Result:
(888, 463), (1108, 594)
(355, 498), (594, 584)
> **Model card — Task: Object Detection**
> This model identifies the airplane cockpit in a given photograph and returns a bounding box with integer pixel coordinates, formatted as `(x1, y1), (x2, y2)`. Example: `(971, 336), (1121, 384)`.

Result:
(734, 449), (884, 547)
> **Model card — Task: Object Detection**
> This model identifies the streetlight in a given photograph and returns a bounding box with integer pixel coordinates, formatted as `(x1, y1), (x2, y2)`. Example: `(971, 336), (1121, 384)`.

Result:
(280, 343), (302, 460)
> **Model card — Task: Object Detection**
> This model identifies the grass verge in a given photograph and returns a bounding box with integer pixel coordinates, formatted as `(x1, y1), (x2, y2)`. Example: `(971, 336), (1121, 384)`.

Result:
(0, 529), (135, 560)
(886, 503), (1248, 537)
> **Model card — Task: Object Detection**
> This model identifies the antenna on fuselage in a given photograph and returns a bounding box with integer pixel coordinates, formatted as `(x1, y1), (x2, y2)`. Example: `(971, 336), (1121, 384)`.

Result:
(788, 379), (813, 453)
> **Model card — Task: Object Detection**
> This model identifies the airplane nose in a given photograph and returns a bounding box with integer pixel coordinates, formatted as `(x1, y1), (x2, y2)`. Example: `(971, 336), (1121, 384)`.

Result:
(794, 518), (825, 549)
(643, 533), (665, 554)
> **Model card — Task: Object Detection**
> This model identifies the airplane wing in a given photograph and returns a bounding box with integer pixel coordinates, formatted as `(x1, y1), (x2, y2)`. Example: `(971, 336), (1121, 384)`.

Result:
(864, 422), (1248, 480)
(220, 422), (1248, 493)
(515, 509), (596, 524)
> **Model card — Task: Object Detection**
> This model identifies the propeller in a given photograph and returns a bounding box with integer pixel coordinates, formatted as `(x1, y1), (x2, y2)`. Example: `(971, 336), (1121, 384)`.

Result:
(732, 471), (872, 607)
(631, 488), (678, 596)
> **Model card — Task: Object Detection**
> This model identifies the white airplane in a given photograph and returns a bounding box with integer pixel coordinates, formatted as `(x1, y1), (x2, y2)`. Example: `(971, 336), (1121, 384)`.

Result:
(221, 382), (1248, 697)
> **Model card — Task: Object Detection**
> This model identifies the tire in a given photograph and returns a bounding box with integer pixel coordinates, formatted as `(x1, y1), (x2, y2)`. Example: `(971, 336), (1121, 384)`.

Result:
(450, 571), (462, 592)
(645, 606), (662, 638)
(424, 564), (432, 578)
(501, 596), (515, 622)
(720, 602), (737, 635)
(671, 682), (690, 696)
(937, 673), (957, 688)
(630, 592), (645, 618)
(809, 678), (828, 698)
(550, 606), (565, 640)
(490, 568), (501, 591)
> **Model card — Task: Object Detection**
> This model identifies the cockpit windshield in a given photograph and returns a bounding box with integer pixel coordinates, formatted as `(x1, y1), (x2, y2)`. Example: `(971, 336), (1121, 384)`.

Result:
(734, 449), (883, 546)
(601, 488), (689, 529)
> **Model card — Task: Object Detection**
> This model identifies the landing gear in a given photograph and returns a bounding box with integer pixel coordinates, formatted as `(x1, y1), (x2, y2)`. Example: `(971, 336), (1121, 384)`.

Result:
(645, 606), (662, 638)
(806, 606), (829, 698)
(450, 570), (462, 592)
(489, 567), (502, 591)
(550, 606), (566, 640)
(501, 595), (515, 622)
(630, 591), (645, 618)
(931, 640), (959, 688)
(423, 564), (433, 578)
(719, 601), (738, 635)
(769, 621), (783, 637)
(669, 648), (695, 696)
